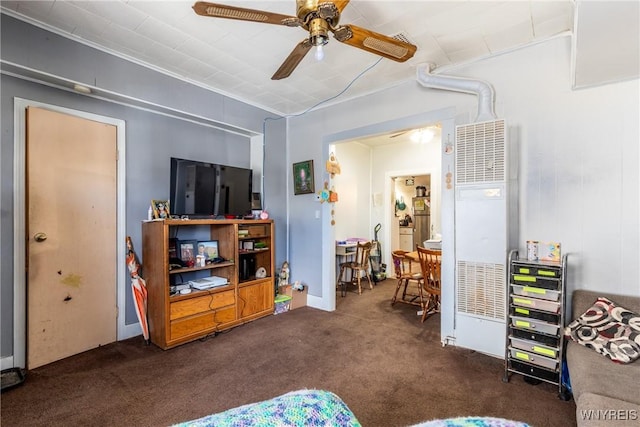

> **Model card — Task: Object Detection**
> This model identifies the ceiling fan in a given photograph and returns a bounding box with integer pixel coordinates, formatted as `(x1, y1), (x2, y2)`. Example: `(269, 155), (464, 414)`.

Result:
(192, 1), (417, 80)
(390, 124), (441, 142)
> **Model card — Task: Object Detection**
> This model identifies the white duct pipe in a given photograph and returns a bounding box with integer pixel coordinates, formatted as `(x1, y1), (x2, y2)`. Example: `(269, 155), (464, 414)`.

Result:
(416, 63), (497, 122)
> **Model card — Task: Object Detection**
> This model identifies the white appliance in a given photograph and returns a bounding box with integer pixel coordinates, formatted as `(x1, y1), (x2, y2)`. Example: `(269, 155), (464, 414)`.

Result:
(399, 227), (414, 252)
(453, 119), (517, 358)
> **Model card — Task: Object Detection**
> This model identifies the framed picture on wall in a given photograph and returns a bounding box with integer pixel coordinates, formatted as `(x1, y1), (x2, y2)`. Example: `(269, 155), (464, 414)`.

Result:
(293, 160), (315, 195)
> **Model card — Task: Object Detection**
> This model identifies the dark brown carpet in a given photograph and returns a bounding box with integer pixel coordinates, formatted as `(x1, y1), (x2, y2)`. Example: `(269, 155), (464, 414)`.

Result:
(1, 279), (576, 426)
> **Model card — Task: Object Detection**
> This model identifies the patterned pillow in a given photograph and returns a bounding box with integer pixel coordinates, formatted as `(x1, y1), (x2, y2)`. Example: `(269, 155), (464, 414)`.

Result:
(565, 297), (640, 364)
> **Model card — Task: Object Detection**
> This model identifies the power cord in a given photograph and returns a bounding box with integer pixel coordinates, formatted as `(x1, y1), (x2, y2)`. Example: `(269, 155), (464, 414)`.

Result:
(261, 57), (384, 207)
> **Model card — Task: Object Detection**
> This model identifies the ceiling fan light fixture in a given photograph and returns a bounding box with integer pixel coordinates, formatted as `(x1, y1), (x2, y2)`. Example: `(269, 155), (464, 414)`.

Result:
(309, 18), (329, 45)
(411, 128), (435, 144)
(309, 18), (329, 60)
(314, 43), (325, 60)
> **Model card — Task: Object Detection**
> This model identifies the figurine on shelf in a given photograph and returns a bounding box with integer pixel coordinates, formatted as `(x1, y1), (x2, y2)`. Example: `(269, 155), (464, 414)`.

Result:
(278, 261), (290, 287)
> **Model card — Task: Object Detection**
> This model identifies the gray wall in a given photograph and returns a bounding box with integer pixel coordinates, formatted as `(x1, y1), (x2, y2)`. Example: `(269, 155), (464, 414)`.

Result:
(1, 14), (287, 358)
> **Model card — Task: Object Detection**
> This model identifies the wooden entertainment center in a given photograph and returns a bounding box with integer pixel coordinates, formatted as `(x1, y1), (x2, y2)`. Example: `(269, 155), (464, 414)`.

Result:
(142, 219), (275, 349)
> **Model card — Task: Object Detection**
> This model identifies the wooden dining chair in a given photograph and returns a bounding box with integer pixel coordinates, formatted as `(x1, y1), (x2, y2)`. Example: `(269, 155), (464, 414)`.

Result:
(416, 246), (442, 322)
(391, 250), (424, 308)
(337, 241), (373, 296)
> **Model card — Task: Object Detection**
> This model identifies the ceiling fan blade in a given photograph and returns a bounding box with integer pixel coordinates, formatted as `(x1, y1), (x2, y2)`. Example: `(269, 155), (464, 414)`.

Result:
(390, 131), (409, 138)
(333, 24), (417, 62)
(272, 39), (313, 80)
(192, 2), (301, 26)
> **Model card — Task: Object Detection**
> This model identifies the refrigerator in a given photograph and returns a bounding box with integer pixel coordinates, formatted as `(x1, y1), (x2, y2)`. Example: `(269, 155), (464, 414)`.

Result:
(412, 196), (430, 248)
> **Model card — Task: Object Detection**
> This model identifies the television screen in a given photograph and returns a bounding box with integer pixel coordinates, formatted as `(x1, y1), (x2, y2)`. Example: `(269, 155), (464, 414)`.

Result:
(170, 157), (252, 218)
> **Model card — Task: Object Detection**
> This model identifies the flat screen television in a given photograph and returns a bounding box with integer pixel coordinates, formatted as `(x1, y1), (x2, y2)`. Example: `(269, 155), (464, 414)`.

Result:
(170, 157), (252, 218)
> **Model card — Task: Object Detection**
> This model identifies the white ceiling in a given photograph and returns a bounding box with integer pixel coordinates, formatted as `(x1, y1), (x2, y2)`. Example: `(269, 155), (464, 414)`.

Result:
(1, 0), (576, 116)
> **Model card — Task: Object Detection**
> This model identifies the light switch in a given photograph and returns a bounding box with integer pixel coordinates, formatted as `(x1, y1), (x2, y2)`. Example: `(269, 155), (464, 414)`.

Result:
(315, 210), (320, 219)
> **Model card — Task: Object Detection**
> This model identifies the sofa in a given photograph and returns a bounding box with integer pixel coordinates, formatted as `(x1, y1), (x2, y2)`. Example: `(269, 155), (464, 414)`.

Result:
(566, 290), (640, 426)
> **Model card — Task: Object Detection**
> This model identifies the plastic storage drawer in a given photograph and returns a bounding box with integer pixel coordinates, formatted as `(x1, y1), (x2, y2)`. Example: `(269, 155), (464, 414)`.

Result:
(511, 263), (561, 278)
(509, 305), (559, 323)
(510, 295), (561, 314)
(510, 316), (560, 336)
(509, 359), (558, 383)
(510, 274), (560, 290)
(509, 348), (558, 370)
(511, 284), (561, 301)
(509, 336), (559, 359)
(510, 327), (560, 347)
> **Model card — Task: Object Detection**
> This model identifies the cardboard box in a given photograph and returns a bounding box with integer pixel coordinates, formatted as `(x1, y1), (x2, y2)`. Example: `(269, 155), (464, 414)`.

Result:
(278, 284), (308, 310)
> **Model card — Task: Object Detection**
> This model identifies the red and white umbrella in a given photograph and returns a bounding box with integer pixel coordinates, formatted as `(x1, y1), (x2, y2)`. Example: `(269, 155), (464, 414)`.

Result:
(126, 237), (149, 344)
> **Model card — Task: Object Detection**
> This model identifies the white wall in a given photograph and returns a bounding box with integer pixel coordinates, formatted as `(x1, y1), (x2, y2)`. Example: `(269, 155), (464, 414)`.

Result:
(333, 142), (373, 240)
(289, 35), (639, 315)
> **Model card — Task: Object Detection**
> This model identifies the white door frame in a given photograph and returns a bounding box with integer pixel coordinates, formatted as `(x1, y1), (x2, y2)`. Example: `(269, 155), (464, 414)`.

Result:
(318, 107), (456, 313)
(13, 98), (129, 369)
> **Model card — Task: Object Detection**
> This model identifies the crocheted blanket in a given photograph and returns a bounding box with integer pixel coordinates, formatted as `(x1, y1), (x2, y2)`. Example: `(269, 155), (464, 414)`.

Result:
(412, 417), (529, 427)
(173, 389), (361, 427)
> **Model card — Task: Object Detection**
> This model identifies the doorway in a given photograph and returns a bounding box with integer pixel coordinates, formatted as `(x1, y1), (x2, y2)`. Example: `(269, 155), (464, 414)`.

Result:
(13, 99), (127, 369)
(330, 124), (442, 308)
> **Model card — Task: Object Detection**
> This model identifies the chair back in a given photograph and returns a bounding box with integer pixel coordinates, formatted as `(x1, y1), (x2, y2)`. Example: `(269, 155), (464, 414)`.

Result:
(391, 250), (408, 279)
(355, 241), (373, 269)
(391, 249), (412, 279)
(417, 246), (442, 296)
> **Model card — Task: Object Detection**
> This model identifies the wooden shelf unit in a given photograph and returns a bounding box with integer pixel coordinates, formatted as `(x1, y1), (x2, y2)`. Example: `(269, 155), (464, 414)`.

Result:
(142, 219), (275, 349)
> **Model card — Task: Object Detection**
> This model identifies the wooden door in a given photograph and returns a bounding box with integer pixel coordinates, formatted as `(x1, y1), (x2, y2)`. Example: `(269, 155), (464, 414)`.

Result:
(26, 106), (117, 369)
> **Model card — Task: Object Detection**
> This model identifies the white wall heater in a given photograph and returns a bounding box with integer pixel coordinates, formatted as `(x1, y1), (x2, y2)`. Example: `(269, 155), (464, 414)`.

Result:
(453, 119), (517, 358)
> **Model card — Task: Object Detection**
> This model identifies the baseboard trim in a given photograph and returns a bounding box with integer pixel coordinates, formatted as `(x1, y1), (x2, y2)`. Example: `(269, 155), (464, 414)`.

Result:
(307, 294), (332, 312)
(1, 355), (15, 370)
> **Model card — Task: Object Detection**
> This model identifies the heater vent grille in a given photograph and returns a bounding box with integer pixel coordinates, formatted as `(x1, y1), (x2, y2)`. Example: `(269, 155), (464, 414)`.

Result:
(457, 260), (506, 320)
(456, 120), (505, 184)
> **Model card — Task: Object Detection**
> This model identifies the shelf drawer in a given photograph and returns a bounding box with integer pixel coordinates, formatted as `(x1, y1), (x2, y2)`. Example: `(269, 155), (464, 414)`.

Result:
(510, 274), (560, 290)
(509, 306), (559, 323)
(510, 295), (561, 314)
(170, 290), (235, 320)
(510, 316), (559, 336)
(511, 263), (561, 278)
(509, 336), (559, 359)
(511, 284), (561, 301)
(508, 359), (559, 383)
(509, 347), (558, 370)
(510, 327), (560, 347)
(170, 306), (236, 340)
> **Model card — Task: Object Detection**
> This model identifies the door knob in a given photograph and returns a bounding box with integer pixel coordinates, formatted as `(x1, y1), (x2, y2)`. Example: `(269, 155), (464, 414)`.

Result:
(34, 232), (47, 242)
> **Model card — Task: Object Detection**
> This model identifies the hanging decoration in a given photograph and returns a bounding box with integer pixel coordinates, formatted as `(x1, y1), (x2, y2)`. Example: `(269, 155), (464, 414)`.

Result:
(326, 152), (341, 178)
(317, 181), (330, 203)
(329, 185), (338, 203)
(446, 166), (453, 190)
(316, 180), (340, 225)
